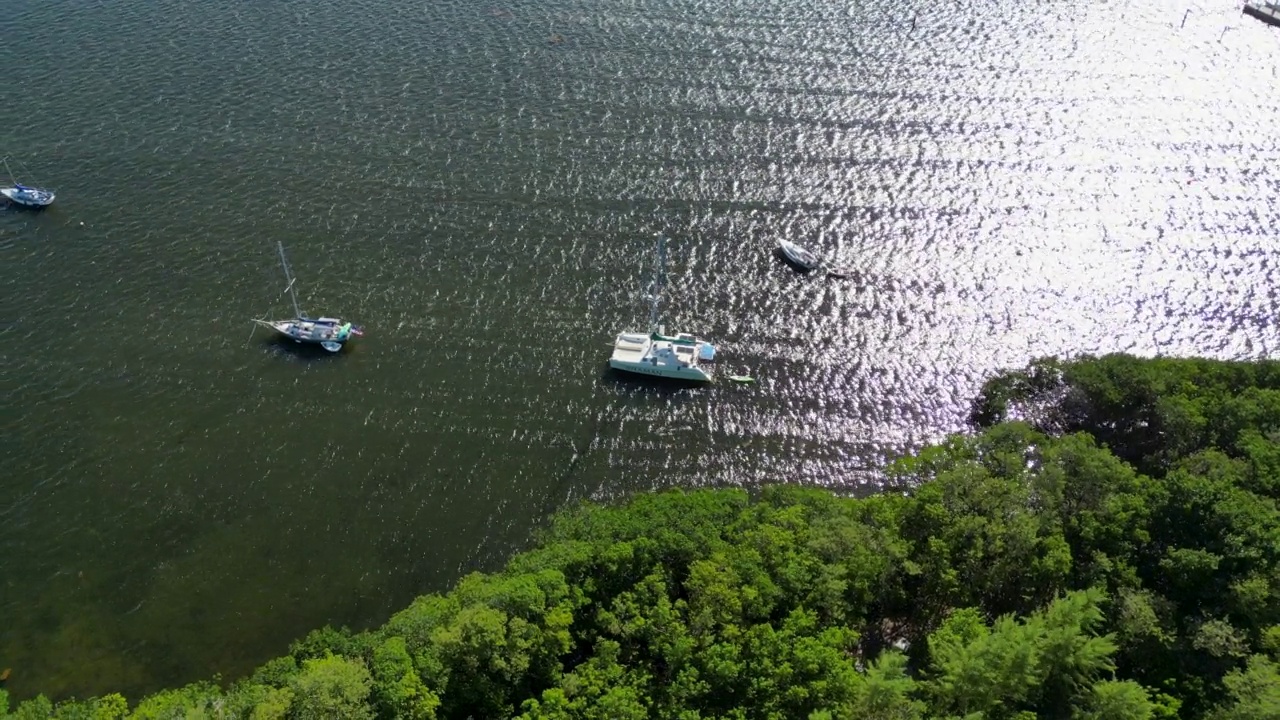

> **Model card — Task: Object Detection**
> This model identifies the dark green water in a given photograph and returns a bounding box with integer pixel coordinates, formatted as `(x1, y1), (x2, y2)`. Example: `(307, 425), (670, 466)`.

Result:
(2, 0), (1277, 702)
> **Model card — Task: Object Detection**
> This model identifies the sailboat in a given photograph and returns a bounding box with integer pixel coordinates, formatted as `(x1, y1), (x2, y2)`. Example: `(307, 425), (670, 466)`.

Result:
(252, 241), (364, 353)
(608, 233), (717, 383)
(777, 239), (821, 271)
(0, 156), (56, 209)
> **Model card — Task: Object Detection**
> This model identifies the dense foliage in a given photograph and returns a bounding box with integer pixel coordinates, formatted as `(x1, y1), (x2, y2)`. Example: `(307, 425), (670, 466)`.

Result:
(4, 354), (1278, 719)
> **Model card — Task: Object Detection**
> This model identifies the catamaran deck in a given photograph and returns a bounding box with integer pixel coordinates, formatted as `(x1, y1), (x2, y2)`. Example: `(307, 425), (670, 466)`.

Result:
(611, 333), (650, 363)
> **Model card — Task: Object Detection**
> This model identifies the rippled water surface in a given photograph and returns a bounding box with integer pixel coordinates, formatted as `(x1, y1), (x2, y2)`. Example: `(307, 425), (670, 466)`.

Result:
(1, 0), (1277, 701)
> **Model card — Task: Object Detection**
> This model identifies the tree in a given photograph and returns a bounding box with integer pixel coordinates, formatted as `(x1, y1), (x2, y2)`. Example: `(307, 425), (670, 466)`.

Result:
(924, 589), (1138, 720)
(1073, 680), (1157, 720)
(127, 682), (222, 719)
(287, 655), (374, 720)
(371, 637), (440, 719)
(1209, 655), (1280, 720)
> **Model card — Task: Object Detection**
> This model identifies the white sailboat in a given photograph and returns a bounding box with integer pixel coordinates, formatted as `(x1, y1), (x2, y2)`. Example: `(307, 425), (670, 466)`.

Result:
(778, 239), (821, 271)
(608, 233), (717, 383)
(0, 156), (56, 209)
(252, 241), (364, 353)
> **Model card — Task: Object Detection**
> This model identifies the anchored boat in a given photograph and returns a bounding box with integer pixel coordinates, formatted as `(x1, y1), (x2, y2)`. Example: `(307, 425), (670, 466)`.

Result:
(253, 241), (364, 353)
(608, 233), (717, 383)
(777, 239), (821, 271)
(1, 156), (55, 209)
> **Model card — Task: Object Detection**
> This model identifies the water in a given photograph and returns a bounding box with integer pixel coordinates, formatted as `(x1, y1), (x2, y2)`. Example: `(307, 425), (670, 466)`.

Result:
(2, 0), (1277, 702)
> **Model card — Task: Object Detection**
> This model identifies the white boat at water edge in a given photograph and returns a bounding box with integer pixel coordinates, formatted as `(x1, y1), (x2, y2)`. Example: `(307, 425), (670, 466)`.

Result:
(608, 233), (717, 383)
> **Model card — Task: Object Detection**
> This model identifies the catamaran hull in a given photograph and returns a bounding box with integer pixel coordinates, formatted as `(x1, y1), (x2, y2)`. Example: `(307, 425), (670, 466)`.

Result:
(609, 330), (715, 383)
(609, 359), (713, 383)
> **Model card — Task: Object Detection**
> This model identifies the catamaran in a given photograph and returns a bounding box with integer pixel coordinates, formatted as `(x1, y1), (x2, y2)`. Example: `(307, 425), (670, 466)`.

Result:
(1, 156), (55, 209)
(252, 241), (364, 353)
(608, 233), (717, 383)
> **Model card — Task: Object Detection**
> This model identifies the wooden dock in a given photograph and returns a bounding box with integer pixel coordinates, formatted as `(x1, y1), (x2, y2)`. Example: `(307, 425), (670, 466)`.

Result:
(1243, 1), (1280, 27)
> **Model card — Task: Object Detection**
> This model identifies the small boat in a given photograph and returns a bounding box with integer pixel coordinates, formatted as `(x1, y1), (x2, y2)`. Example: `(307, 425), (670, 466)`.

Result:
(778, 239), (821, 271)
(260, 316), (363, 353)
(609, 233), (717, 383)
(1, 157), (55, 209)
(253, 241), (364, 353)
(1, 184), (56, 208)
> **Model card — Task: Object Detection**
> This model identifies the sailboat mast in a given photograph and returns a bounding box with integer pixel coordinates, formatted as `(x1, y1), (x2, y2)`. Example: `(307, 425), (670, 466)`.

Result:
(277, 241), (303, 319)
(649, 233), (665, 332)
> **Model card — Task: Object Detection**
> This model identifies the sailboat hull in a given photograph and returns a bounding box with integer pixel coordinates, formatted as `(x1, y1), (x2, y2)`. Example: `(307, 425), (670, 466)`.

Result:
(777, 240), (820, 271)
(257, 318), (362, 352)
(1, 186), (55, 208)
